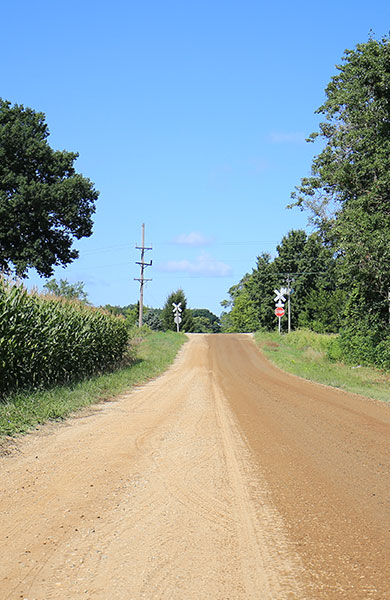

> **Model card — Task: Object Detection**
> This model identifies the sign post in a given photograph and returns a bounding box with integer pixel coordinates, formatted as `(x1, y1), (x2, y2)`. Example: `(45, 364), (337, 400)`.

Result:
(273, 282), (293, 333)
(274, 289), (287, 334)
(275, 306), (285, 334)
(172, 302), (182, 333)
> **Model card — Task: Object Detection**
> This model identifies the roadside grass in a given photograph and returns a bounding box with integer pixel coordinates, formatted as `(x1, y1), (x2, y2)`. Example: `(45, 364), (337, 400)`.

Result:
(254, 329), (390, 403)
(0, 330), (187, 438)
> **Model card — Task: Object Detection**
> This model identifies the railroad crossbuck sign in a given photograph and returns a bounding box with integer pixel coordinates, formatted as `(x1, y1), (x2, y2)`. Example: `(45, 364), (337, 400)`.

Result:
(172, 302), (182, 331)
(274, 288), (288, 334)
(274, 288), (287, 305)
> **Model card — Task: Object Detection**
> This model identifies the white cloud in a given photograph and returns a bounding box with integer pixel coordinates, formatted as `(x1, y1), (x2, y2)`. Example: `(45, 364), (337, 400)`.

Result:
(157, 253), (232, 277)
(173, 231), (214, 246)
(269, 131), (305, 144)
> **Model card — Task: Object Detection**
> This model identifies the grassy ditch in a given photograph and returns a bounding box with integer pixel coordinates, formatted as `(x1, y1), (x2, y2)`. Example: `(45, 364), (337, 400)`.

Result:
(254, 329), (390, 403)
(0, 330), (187, 438)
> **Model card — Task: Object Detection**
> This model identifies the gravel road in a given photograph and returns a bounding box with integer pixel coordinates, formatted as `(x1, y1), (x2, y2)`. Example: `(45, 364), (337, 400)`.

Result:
(1, 334), (389, 599)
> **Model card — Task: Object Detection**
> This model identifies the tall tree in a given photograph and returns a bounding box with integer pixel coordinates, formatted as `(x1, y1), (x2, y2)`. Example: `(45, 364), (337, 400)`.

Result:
(220, 274), (256, 332)
(43, 278), (89, 303)
(0, 100), (99, 277)
(162, 289), (193, 332)
(290, 37), (390, 314)
(244, 253), (279, 329)
(290, 36), (390, 363)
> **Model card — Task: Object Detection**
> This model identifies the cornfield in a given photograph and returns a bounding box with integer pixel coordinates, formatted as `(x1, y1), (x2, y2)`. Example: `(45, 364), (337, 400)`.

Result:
(0, 277), (129, 398)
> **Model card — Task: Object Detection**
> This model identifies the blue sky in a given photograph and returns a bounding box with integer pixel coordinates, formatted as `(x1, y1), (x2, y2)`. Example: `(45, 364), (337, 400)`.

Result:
(2, 1), (389, 315)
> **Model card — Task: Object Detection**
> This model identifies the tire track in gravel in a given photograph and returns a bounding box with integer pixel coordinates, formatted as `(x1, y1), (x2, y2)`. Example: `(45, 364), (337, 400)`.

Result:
(211, 375), (305, 599)
(0, 334), (309, 599)
(209, 333), (390, 599)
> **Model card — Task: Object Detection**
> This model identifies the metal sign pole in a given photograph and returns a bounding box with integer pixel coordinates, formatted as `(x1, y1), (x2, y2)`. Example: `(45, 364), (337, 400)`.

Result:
(274, 288), (286, 333)
(287, 274), (291, 334)
(172, 302), (182, 332)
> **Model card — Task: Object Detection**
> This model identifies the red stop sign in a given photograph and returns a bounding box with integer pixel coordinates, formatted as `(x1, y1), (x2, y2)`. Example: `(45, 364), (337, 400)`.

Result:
(275, 307), (285, 317)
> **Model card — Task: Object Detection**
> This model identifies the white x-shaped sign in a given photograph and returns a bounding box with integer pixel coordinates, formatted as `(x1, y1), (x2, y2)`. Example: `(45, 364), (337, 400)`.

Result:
(172, 302), (182, 313)
(274, 289), (286, 303)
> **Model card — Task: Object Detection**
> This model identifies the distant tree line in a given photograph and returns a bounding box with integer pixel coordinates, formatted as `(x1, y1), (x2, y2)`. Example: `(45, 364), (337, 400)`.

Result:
(43, 280), (221, 333)
(102, 288), (221, 333)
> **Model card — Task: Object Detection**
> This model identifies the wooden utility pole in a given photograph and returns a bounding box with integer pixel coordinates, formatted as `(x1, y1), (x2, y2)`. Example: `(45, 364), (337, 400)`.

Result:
(134, 223), (152, 327)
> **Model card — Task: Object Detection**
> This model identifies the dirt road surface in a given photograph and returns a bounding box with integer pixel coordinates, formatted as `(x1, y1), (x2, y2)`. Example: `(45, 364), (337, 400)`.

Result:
(1, 334), (389, 599)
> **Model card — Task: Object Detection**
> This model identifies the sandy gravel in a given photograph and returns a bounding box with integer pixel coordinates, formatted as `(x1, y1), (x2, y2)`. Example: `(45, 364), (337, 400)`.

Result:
(0, 334), (389, 599)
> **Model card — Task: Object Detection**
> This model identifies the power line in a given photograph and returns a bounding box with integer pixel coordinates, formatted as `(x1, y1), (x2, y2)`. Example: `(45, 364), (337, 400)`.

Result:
(77, 239), (280, 256)
(273, 270), (329, 275)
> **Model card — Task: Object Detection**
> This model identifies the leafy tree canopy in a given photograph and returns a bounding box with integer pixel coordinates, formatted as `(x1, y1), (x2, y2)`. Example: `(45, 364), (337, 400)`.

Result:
(191, 316), (213, 333)
(0, 99), (99, 277)
(221, 231), (340, 333)
(289, 35), (390, 361)
(43, 278), (89, 303)
(290, 36), (390, 302)
(191, 308), (221, 333)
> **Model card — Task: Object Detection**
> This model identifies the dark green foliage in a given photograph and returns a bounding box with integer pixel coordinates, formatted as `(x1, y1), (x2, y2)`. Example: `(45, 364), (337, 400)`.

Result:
(0, 99), (99, 277)
(226, 37), (390, 366)
(221, 272), (263, 332)
(144, 308), (164, 331)
(339, 319), (382, 366)
(290, 36), (390, 369)
(162, 289), (194, 332)
(0, 278), (129, 398)
(325, 335), (343, 362)
(291, 36), (390, 230)
(274, 231), (341, 331)
(298, 288), (346, 334)
(245, 253), (280, 329)
(290, 36), (390, 305)
(337, 287), (390, 368)
(125, 303), (139, 327)
(221, 231), (341, 334)
(191, 308), (221, 333)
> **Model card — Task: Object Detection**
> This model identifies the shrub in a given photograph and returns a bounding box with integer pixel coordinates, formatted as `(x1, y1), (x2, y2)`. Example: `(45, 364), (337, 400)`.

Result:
(338, 315), (383, 366)
(326, 336), (343, 362)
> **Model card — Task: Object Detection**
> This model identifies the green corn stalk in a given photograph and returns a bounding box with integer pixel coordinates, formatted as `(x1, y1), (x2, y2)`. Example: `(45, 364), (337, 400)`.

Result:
(0, 277), (130, 399)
